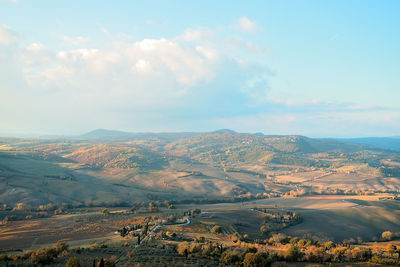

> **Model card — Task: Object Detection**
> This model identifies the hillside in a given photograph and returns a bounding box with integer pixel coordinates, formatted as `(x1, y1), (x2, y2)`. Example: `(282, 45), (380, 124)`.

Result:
(164, 133), (374, 167)
(336, 137), (400, 151)
(0, 132), (399, 207)
(64, 144), (168, 170)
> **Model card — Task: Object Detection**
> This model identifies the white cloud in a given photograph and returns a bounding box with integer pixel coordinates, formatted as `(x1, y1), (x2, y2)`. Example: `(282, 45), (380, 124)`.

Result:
(179, 28), (215, 42)
(224, 36), (269, 56)
(134, 59), (150, 73)
(22, 43), (54, 66)
(61, 36), (89, 46)
(237, 17), (261, 33)
(0, 23), (274, 134)
(0, 24), (18, 45)
(16, 36), (229, 114)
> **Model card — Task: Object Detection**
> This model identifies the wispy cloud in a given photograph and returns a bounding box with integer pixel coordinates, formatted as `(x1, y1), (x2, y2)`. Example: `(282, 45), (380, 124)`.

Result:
(236, 17), (262, 33)
(0, 24), (18, 45)
(0, 24), (273, 134)
(61, 36), (89, 46)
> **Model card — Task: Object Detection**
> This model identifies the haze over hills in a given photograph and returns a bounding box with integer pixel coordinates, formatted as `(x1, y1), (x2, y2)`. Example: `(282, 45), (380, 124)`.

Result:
(78, 129), (400, 151)
(334, 137), (400, 151)
(2, 1), (400, 264)
(1, 129), (399, 207)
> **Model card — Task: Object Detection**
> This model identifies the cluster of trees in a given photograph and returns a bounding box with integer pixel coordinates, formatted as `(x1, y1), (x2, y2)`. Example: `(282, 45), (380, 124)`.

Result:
(255, 208), (302, 235)
(379, 165), (400, 177)
(0, 242), (120, 266)
(282, 187), (400, 198)
(0, 241), (69, 265)
(157, 229), (400, 265)
(169, 193), (279, 206)
(173, 231), (400, 266)
(176, 241), (224, 259)
(130, 200), (175, 212)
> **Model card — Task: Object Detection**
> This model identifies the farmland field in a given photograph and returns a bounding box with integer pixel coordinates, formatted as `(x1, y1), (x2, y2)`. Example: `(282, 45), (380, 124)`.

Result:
(1, 132), (400, 265)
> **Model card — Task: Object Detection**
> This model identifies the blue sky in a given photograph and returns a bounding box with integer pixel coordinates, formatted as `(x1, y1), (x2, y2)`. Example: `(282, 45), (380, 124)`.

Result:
(0, 0), (399, 137)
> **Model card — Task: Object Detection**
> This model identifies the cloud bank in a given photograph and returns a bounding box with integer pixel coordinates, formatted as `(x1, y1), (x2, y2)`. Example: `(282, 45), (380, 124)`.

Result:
(0, 18), (398, 137)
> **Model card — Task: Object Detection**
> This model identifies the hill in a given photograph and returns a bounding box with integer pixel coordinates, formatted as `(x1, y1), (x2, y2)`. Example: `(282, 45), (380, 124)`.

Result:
(336, 137), (400, 151)
(164, 133), (374, 167)
(79, 129), (134, 140)
(0, 131), (399, 207)
(78, 129), (201, 142)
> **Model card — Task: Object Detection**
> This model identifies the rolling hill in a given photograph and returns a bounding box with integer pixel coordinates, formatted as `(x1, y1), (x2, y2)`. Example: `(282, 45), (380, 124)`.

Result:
(0, 131), (399, 207)
(335, 137), (400, 151)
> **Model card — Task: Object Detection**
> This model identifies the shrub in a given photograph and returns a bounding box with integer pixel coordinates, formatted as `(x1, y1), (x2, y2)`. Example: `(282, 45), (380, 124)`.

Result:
(220, 249), (242, 264)
(165, 231), (176, 239)
(382, 230), (394, 241)
(91, 242), (107, 249)
(386, 244), (397, 254)
(176, 242), (190, 255)
(30, 247), (58, 265)
(66, 256), (81, 267)
(304, 246), (326, 263)
(243, 252), (271, 267)
(332, 246), (349, 262)
(351, 247), (371, 261)
(193, 209), (201, 214)
(195, 235), (205, 243)
(290, 237), (299, 245)
(260, 225), (268, 236)
(211, 225), (222, 234)
(270, 233), (289, 245)
(370, 255), (399, 265)
(285, 245), (303, 261)
(56, 241), (69, 253)
(324, 241), (335, 250)
(0, 254), (10, 261)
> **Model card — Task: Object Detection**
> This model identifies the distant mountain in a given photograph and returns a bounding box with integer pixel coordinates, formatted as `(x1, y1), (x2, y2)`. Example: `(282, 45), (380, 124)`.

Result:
(79, 129), (134, 140)
(78, 129), (202, 141)
(165, 132), (373, 167)
(213, 129), (238, 134)
(335, 137), (400, 151)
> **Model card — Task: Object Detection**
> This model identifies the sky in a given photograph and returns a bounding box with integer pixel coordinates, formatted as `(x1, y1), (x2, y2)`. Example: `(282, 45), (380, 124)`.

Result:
(0, 0), (399, 137)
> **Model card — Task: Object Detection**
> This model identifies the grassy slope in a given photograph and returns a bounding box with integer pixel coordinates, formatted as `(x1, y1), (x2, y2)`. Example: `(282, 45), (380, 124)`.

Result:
(282, 200), (400, 242)
(0, 133), (399, 206)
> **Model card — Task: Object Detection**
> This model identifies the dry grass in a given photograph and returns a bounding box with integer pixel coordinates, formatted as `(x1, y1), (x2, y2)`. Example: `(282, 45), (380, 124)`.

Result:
(0, 213), (115, 250)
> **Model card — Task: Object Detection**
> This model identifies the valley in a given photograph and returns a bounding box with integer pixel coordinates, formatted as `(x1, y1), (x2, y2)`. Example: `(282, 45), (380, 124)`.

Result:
(0, 130), (400, 266)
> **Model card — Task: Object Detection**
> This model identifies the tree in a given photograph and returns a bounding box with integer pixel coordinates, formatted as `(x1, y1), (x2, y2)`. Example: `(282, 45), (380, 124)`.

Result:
(148, 202), (159, 212)
(290, 237), (299, 245)
(260, 225), (269, 235)
(220, 249), (241, 265)
(56, 241), (69, 253)
(193, 209), (201, 214)
(102, 208), (110, 215)
(333, 247), (348, 262)
(243, 252), (271, 267)
(66, 257), (81, 267)
(382, 231), (394, 241)
(387, 244), (397, 254)
(285, 245), (303, 261)
(305, 246), (326, 263)
(324, 241), (335, 250)
(211, 225), (222, 234)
